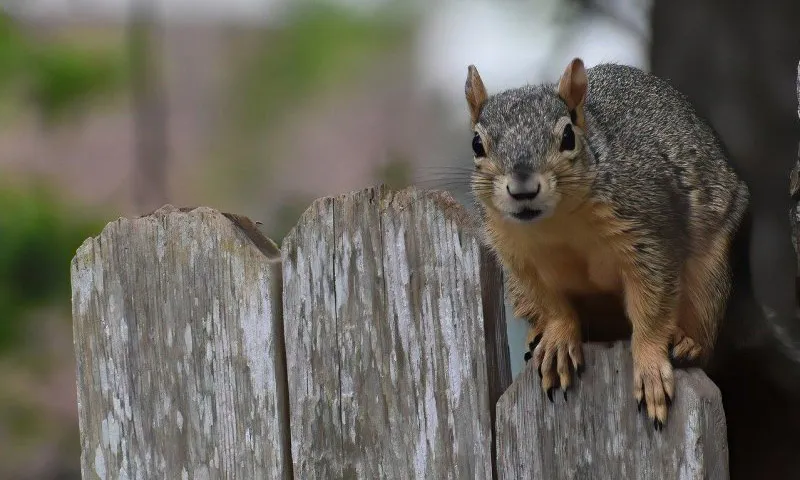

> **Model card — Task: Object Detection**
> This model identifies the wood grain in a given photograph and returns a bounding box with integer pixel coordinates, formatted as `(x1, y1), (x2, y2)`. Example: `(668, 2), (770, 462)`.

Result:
(70, 205), (291, 480)
(281, 185), (507, 479)
(496, 341), (729, 480)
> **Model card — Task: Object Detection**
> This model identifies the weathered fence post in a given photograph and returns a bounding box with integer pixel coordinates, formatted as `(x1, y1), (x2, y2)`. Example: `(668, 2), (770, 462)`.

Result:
(496, 342), (729, 480)
(281, 185), (511, 478)
(70, 206), (291, 479)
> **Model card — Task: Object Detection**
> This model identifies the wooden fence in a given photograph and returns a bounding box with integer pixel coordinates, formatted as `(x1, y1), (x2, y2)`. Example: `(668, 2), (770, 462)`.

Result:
(70, 186), (729, 479)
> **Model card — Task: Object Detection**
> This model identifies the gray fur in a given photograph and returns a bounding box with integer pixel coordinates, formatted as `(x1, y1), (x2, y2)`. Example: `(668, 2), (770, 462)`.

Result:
(475, 63), (750, 264)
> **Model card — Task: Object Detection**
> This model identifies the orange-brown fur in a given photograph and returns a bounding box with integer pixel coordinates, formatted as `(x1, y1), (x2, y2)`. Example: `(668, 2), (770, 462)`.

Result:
(476, 147), (636, 340)
(476, 143), (704, 423)
(485, 200), (627, 320)
(481, 170), (734, 419)
(484, 194), (688, 421)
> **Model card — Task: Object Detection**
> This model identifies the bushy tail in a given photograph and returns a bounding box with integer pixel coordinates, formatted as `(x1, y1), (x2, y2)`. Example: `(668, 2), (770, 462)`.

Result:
(716, 208), (800, 396)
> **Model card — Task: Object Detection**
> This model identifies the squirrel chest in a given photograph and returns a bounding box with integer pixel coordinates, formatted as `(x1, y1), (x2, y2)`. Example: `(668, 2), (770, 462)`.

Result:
(486, 207), (625, 297)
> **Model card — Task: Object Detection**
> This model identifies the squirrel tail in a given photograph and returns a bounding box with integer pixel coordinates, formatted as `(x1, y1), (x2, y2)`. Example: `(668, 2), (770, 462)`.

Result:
(716, 208), (800, 396)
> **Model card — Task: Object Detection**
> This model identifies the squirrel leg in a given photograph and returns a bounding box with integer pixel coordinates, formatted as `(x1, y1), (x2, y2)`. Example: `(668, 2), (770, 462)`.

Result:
(622, 262), (679, 430)
(672, 233), (732, 366)
(509, 272), (584, 401)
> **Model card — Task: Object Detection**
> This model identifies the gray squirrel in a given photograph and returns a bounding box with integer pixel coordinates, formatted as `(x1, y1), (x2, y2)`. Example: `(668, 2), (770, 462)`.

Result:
(464, 57), (750, 430)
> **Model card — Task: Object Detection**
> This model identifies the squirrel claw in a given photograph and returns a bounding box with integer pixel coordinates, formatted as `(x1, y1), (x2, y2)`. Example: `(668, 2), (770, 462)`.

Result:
(528, 322), (583, 404)
(529, 333), (543, 352)
(632, 346), (674, 430)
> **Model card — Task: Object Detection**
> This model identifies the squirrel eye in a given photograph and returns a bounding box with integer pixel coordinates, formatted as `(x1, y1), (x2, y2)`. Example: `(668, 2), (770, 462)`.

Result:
(472, 132), (486, 157)
(559, 123), (575, 152)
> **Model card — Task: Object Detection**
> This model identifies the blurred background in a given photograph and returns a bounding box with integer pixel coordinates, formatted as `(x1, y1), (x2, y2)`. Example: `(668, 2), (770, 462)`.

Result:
(0, 0), (797, 478)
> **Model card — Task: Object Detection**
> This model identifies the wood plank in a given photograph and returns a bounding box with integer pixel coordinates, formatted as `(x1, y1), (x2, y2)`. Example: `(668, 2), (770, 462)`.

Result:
(280, 196), (342, 479)
(70, 205), (291, 480)
(496, 341), (729, 480)
(479, 245), (512, 479)
(281, 185), (502, 478)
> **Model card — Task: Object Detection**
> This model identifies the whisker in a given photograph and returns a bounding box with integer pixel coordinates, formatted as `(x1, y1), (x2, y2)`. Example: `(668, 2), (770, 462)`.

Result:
(411, 177), (473, 186)
(416, 168), (491, 176)
(416, 164), (476, 171)
(412, 175), (475, 183)
(411, 174), (495, 191)
(417, 165), (474, 171)
(411, 176), (472, 183)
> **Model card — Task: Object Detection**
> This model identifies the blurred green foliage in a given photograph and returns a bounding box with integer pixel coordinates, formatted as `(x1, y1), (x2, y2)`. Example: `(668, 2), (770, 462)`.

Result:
(28, 42), (124, 122)
(0, 11), (125, 123)
(0, 14), (27, 91)
(375, 152), (413, 190)
(0, 184), (104, 353)
(0, 12), (117, 352)
(235, 2), (409, 130)
(209, 2), (411, 203)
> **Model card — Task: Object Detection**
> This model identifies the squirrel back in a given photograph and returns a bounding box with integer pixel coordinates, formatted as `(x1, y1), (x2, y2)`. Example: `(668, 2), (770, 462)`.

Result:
(579, 63), (748, 253)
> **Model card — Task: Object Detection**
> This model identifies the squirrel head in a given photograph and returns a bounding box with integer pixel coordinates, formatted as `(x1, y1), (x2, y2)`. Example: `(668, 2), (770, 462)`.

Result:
(464, 57), (591, 223)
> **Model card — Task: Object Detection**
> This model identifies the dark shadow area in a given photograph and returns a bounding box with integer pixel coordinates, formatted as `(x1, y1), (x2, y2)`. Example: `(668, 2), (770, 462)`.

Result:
(651, 0), (800, 477)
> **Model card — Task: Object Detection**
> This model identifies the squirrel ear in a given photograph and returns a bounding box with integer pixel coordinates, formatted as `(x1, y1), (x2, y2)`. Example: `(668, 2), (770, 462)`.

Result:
(557, 57), (587, 127)
(465, 65), (488, 126)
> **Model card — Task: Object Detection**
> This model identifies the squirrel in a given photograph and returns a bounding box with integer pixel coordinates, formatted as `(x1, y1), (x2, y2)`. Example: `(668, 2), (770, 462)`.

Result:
(463, 57), (750, 430)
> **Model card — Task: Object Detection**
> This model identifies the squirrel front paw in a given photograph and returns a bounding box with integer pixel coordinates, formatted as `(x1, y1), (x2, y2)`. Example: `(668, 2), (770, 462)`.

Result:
(524, 320), (584, 401)
(632, 343), (674, 431)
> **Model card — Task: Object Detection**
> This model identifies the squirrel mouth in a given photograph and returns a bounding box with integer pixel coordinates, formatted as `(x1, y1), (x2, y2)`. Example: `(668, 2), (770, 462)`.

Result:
(512, 208), (542, 221)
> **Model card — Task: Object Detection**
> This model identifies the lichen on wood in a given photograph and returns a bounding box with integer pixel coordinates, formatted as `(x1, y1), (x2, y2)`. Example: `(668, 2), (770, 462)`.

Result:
(281, 185), (509, 479)
(71, 205), (291, 480)
(496, 342), (729, 480)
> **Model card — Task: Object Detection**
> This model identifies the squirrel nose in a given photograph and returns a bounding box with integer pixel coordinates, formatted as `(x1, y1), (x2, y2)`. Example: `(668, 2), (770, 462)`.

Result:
(507, 170), (541, 201)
